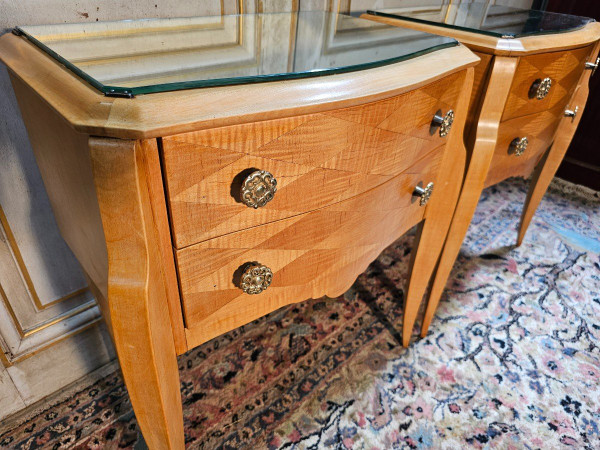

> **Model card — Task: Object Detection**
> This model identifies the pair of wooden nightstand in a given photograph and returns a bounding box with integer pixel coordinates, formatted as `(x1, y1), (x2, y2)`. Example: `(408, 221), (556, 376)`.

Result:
(1, 7), (598, 449)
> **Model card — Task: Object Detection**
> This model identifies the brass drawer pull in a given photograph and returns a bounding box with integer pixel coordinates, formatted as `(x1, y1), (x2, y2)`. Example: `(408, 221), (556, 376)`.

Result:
(585, 57), (599, 76)
(241, 170), (277, 208)
(241, 263), (273, 294)
(431, 109), (454, 137)
(530, 77), (552, 100)
(510, 137), (529, 156)
(413, 182), (434, 206)
(564, 106), (579, 119)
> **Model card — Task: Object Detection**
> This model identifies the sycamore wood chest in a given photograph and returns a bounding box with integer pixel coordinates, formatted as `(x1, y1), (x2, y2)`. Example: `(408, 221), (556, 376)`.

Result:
(365, 4), (600, 340)
(0, 12), (478, 448)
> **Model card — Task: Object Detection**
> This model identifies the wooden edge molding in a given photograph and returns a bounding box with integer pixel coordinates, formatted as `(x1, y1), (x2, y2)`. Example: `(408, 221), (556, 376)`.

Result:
(0, 32), (479, 140)
(361, 14), (600, 57)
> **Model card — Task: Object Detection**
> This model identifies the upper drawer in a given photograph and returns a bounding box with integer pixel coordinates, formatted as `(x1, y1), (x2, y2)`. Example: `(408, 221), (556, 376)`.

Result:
(161, 71), (464, 248)
(501, 45), (594, 122)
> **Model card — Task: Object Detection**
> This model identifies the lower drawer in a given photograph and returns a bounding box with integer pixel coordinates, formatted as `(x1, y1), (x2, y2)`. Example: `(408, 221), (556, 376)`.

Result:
(484, 105), (563, 188)
(176, 147), (444, 332)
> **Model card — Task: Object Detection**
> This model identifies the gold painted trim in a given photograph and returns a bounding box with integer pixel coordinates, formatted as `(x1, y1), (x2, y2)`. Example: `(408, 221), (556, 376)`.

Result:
(0, 317), (102, 367)
(0, 283), (23, 337)
(0, 204), (89, 311)
(0, 280), (96, 339)
(287, 7), (299, 73)
(74, 41), (244, 70)
(22, 301), (97, 337)
(32, 15), (227, 42)
(443, 0), (454, 24)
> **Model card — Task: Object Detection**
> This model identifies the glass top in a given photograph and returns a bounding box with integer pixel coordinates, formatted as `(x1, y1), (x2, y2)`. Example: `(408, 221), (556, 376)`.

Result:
(367, 2), (594, 39)
(15, 11), (457, 97)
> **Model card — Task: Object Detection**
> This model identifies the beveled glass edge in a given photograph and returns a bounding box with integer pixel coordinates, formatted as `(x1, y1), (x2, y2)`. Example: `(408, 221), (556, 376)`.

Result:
(366, 10), (594, 39)
(13, 22), (458, 98)
(13, 26), (121, 96)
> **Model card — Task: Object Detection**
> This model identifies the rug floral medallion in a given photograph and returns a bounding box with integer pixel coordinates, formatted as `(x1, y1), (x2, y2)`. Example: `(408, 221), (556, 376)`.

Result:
(1, 178), (599, 450)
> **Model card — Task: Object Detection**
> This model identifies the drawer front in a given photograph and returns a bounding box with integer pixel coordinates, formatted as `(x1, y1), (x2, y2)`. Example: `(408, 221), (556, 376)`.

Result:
(176, 148), (444, 328)
(162, 71), (464, 248)
(502, 45), (594, 122)
(485, 105), (563, 187)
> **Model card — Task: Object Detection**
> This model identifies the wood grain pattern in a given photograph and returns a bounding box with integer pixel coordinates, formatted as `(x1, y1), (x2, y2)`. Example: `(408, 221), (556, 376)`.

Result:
(0, 33), (479, 140)
(361, 14), (600, 57)
(501, 45), (595, 121)
(484, 104), (566, 188)
(162, 72), (464, 248)
(178, 146), (445, 338)
(518, 41), (600, 245)
(422, 57), (518, 339)
(90, 138), (184, 450)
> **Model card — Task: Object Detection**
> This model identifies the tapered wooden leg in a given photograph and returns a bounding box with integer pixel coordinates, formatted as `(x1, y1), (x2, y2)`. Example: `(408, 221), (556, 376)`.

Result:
(402, 69), (473, 347)
(420, 57), (518, 339)
(90, 138), (185, 450)
(518, 45), (599, 245)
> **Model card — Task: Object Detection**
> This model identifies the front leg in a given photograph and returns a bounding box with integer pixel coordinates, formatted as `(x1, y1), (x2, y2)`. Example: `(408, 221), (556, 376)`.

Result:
(402, 68), (473, 347)
(420, 57), (518, 340)
(90, 138), (185, 450)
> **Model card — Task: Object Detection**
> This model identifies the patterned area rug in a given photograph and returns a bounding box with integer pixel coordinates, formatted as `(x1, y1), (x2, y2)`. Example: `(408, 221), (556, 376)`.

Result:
(1, 177), (599, 450)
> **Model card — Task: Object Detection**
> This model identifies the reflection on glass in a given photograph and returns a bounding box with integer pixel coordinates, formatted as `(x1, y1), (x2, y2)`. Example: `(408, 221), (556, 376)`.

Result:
(16, 11), (457, 96)
(367, 1), (594, 39)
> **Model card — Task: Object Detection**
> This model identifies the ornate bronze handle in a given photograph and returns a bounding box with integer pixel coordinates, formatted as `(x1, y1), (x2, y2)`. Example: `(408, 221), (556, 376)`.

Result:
(240, 170), (277, 209)
(564, 106), (579, 119)
(530, 77), (552, 100)
(241, 263), (273, 294)
(510, 137), (529, 156)
(585, 57), (599, 76)
(431, 109), (455, 137)
(413, 182), (434, 207)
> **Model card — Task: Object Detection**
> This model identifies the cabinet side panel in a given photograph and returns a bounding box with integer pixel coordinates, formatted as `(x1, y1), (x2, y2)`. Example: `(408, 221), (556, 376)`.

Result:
(8, 73), (108, 300)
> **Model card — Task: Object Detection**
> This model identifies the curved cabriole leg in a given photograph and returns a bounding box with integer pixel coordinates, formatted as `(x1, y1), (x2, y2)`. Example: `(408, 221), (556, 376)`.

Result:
(518, 45), (600, 246)
(402, 68), (473, 347)
(419, 57), (519, 340)
(90, 138), (185, 450)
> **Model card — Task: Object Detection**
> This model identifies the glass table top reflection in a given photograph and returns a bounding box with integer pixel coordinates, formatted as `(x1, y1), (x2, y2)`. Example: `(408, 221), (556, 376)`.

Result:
(366, 1), (594, 39)
(15, 11), (457, 97)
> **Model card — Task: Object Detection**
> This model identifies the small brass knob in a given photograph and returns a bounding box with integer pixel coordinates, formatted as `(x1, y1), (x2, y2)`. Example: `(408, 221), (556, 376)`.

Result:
(241, 263), (273, 294)
(510, 137), (529, 156)
(431, 109), (455, 137)
(564, 106), (579, 119)
(413, 182), (434, 206)
(530, 77), (552, 100)
(585, 57), (599, 76)
(240, 170), (277, 209)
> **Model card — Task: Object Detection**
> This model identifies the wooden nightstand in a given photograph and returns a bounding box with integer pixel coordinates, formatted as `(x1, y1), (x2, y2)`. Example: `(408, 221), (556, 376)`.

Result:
(364, 5), (600, 339)
(0, 12), (477, 449)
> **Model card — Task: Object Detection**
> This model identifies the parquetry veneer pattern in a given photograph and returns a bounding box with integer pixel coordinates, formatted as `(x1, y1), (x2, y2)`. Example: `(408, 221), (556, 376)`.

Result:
(162, 72), (463, 248)
(176, 148), (444, 328)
